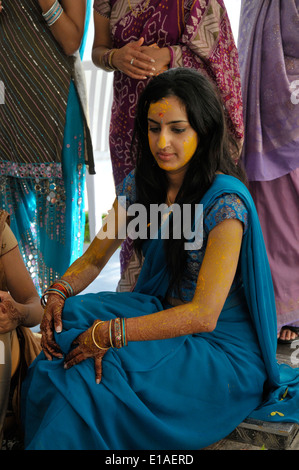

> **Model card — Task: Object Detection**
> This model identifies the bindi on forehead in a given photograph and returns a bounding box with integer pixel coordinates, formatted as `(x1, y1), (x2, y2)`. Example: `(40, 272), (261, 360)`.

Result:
(149, 98), (172, 117)
(158, 112), (164, 123)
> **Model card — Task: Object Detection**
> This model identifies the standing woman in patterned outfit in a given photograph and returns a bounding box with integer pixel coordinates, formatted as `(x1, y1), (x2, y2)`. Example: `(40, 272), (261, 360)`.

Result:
(0, 0), (94, 294)
(238, 0), (299, 343)
(92, 0), (244, 288)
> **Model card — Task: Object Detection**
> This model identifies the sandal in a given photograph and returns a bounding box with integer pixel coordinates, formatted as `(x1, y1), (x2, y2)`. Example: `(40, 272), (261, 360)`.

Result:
(278, 326), (299, 344)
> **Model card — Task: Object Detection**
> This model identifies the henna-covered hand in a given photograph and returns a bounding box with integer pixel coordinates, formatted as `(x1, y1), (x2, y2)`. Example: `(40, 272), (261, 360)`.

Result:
(64, 320), (110, 384)
(0, 291), (27, 333)
(40, 294), (65, 360)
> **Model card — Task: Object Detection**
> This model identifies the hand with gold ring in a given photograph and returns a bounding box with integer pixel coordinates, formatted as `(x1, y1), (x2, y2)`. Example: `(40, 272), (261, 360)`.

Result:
(112, 38), (156, 80)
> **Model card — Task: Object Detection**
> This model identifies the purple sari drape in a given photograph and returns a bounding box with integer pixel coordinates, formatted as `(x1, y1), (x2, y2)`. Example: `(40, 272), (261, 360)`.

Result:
(104, 0), (244, 187)
(238, 0), (299, 181)
(238, 1), (299, 330)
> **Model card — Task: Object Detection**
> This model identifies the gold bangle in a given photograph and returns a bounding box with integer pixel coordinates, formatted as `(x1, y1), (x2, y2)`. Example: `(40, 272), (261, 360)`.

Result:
(108, 49), (117, 70)
(108, 319), (114, 348)
(101, 48), (117, 72)
(92, 321), (110, 350)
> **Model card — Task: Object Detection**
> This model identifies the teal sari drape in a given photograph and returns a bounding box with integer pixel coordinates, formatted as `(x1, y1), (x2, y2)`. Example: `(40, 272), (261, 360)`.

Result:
(0, 1), (92, 294)
(21, 175), (299, 450)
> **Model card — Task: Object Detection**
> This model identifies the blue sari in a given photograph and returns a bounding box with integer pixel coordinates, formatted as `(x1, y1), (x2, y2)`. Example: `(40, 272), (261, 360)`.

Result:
(21, 175), (299, 450)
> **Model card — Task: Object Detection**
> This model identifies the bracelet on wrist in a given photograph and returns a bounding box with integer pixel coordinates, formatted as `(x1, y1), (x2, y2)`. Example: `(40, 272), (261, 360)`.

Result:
(42, 0), (63, 27)
(101, 49), (117, 72)
(92, 317), (127, 351)
(109, 317), (128, 349)
(92, 321), (110, 350)
(40, 279), (74, 308)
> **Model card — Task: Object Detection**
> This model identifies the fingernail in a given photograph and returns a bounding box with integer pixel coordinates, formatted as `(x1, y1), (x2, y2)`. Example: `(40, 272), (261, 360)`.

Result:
(151, 59), (155, 62)
(64, 363), (68, 369)
(56, 327), (62, 333)
(96, 379), (100, 384)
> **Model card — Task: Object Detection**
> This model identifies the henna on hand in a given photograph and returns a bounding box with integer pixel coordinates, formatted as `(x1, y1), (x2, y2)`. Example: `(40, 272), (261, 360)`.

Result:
(40, 294), (65, 360)
(0, 291), (27, 333)
(64, 320), (110, 384)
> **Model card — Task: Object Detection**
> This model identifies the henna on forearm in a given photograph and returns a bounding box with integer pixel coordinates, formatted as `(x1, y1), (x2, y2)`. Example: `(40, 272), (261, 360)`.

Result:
(126, 301), (213, 344)
(61, 247), (105, 296)
(122, 219), (243, 345)
(61, 200), (125, 295)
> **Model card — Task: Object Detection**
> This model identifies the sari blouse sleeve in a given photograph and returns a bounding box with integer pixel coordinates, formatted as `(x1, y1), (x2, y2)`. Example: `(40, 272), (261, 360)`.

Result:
(169, 0), (244, 146)
(93, 0), (111, 18)
(204, 193), (248, 236)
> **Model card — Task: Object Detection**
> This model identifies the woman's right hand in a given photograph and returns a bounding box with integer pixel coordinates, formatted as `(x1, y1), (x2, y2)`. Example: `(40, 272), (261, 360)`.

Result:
(40, 294), (65, 360)
(112, 38), (156, 79)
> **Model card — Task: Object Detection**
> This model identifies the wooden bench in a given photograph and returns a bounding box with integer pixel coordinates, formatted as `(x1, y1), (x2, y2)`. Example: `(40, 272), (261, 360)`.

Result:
(225, 418), (299, 450)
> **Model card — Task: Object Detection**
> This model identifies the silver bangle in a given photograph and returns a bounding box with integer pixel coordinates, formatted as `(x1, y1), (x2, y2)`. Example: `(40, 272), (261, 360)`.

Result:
(42, 0), (64, 27)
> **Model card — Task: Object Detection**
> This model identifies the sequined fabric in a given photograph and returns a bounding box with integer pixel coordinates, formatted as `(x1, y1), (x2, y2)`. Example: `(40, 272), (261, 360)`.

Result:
(0, 1), (73, 165)
(0, 2), (88, 293)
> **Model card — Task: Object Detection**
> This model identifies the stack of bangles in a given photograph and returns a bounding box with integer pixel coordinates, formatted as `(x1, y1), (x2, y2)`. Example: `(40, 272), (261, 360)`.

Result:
(101, 49), (117, 72)
(42, 0), (64, 27)
(92, 318), (127, 350)
(41, 279), (74, 308)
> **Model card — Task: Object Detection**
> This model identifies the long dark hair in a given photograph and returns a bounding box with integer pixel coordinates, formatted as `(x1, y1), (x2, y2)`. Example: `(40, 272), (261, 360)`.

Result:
(132, 67), (246, 297)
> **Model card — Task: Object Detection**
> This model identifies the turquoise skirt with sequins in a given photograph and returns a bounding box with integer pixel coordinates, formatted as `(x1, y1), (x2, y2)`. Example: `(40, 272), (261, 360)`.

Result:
(0, 81), (86, 294)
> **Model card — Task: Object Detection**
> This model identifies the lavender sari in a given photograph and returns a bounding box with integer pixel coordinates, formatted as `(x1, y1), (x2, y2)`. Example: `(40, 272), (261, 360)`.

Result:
(238, 1), (299, 331)
(238, 0), (299, 181)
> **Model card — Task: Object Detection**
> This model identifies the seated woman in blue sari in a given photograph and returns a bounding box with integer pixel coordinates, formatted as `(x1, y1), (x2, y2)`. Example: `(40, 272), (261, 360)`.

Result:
(22, 68), (299, 450)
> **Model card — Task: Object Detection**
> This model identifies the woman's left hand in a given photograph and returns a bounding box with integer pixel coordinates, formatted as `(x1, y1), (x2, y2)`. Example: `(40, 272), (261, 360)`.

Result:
(64, 320), (110, 384)
(0, 291), (26, 333)
(140, 44), (171, 75)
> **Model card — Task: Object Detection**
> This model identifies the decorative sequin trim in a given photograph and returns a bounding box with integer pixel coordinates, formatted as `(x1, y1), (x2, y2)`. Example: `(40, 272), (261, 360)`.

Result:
(0, 161), (63, 179)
